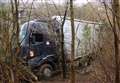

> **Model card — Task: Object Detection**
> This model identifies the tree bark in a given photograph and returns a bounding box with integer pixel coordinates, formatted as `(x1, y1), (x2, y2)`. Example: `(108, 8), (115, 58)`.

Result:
(14, 0), (19, 46)
(61, 4), (68, 79)
(70, 0), (75, 83)
(112, 0), (120, 83)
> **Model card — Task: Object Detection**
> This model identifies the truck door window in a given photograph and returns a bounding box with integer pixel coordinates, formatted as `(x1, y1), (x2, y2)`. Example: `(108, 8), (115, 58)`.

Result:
(32, 33), (43, 43)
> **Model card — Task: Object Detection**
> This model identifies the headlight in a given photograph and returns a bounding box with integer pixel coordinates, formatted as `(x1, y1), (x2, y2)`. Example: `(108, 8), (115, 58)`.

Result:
(46, 41), (50, 45)
(29, 50), (34, 57)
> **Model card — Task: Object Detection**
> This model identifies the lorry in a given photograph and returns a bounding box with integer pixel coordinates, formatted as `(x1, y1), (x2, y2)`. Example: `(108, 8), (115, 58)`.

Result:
(19, 17), (97, 80)
(19, 18), (61, 79)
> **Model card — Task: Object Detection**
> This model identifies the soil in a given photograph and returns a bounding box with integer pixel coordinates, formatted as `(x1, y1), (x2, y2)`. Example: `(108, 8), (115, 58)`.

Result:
(35, 65), (99, 83)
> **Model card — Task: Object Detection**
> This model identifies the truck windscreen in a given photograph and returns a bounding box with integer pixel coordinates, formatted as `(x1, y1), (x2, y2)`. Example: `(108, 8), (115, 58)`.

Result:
(19, 21), (50, 44)
(19, 23), (28, 43)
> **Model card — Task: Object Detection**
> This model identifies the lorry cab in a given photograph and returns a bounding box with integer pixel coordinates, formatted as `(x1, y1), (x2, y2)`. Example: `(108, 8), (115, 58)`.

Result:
(19, 18), (60, 78)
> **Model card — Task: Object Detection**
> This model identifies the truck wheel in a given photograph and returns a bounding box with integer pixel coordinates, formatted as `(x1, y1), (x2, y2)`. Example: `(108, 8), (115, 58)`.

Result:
(38, 64), (53, 79)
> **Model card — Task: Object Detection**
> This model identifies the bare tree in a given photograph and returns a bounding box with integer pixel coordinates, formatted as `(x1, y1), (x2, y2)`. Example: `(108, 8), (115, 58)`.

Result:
(70, 0), (75, 83)
(61, 2), (68, 79)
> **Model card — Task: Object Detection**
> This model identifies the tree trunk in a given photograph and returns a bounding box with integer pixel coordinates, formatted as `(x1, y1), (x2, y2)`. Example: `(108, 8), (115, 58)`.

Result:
(61, 4), (68, 78)
(70, 0), (75, 83)
(14, 0), (19, 46)
(10, 0), (19, 83)
(112, 0), (120, 83)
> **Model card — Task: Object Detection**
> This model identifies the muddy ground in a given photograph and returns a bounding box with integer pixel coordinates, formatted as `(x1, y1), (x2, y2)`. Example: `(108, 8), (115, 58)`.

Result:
(35, 65), (99, 83)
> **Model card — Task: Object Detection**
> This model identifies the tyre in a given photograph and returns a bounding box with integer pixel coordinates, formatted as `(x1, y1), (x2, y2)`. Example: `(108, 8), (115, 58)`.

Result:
(37, 64), (53, 80)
